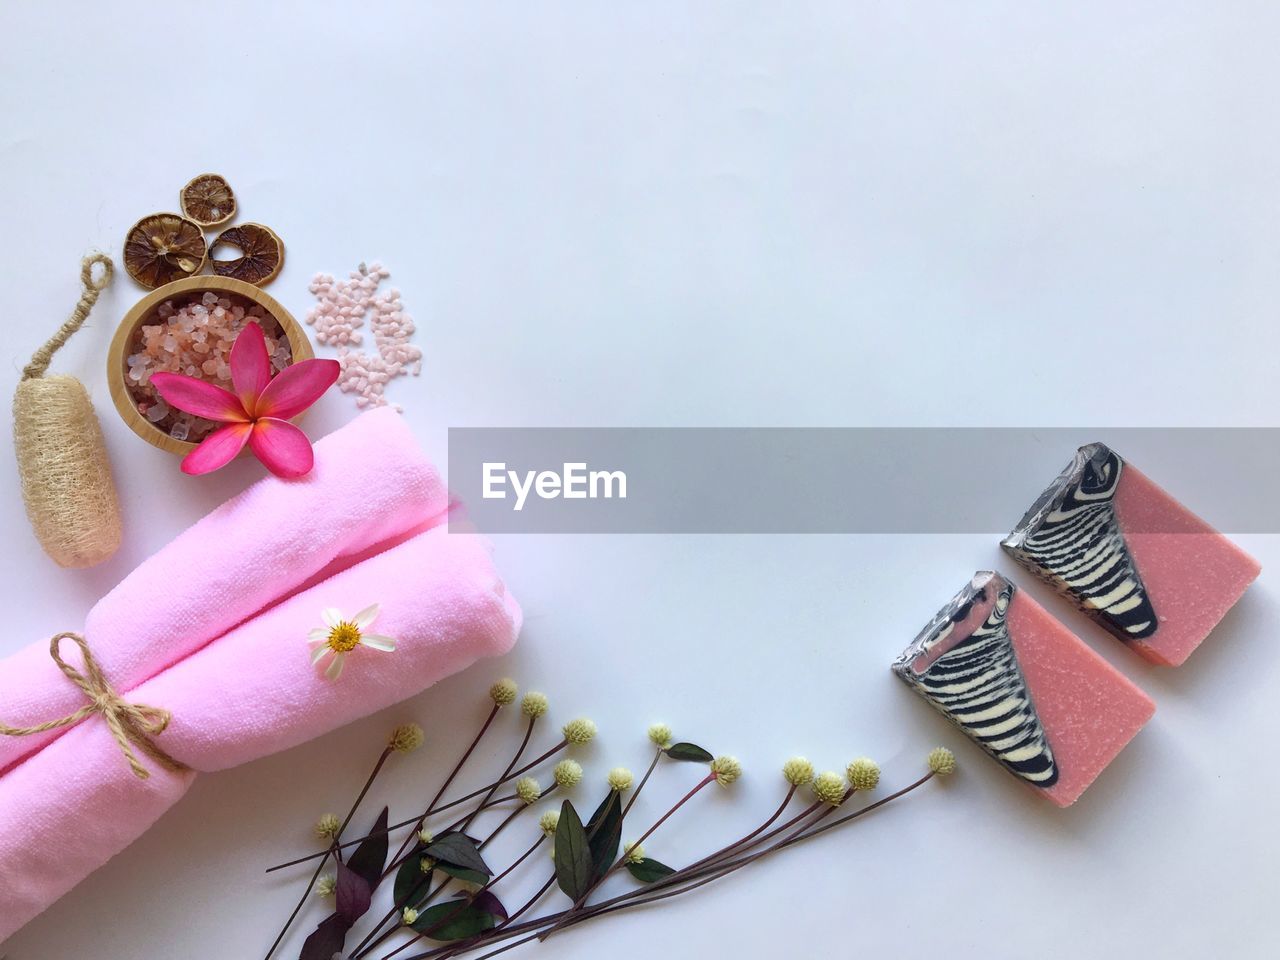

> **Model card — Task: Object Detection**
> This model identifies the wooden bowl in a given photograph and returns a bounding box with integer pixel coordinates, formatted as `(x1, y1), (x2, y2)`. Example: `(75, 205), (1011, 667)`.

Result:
(107, 276), (314, 455)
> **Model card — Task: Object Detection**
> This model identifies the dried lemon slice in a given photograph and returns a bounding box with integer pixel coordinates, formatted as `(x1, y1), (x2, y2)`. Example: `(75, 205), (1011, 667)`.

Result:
(180, 173), (237, 228)
(209, 223), (285, 286)
(123, 213), (208, 289)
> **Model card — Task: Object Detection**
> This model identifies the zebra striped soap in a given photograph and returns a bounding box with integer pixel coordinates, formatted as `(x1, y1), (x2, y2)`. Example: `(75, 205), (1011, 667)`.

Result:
(893, 571), (1154, 807)
(1002, 443), (1261, 666)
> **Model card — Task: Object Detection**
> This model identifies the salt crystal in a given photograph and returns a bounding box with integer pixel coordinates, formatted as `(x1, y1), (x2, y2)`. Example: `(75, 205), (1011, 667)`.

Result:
(125, 291), (294, 443)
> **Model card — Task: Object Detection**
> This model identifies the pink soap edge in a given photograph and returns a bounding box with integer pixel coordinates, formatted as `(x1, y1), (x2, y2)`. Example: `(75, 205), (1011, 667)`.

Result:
(1130, 559), (1262, 666)
(1009, 588), (1157, 807)
(1119, 463), (1263, 666)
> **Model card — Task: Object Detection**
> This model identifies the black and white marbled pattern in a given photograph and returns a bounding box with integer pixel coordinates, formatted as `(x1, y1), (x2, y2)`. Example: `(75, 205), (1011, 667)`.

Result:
(1002, 443), (1157, 640)
(893, 572), (1058, 788)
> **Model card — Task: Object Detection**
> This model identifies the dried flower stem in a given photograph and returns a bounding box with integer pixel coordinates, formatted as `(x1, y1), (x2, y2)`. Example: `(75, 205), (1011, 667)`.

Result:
(268, 738), (571, 874)
(557, 773), (938, 930)
(374, 834), (547, 960)
(679, 783), (798, 875)
(538, 770), (717, 942)
(341, 706), (502, 959)
(391, 704), (501, 870)
(461, 716), (535, 833)
(355, 730), (546, 960)
(263, 745), (394, 960)
(405, 773), (937, 960)
(266, 789), (522, 874)
(431, 777), (628, 960)
(620, 747), (662, 819)
(357, 791), (551, 960)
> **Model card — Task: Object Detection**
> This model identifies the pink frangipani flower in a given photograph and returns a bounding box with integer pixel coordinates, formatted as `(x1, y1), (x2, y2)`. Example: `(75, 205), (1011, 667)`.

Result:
(150, 323), (340, 478)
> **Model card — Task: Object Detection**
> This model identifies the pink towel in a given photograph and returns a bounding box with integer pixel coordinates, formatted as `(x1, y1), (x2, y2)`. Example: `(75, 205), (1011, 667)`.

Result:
(0, 407), (449, 773)
(0, 415), (521, 943)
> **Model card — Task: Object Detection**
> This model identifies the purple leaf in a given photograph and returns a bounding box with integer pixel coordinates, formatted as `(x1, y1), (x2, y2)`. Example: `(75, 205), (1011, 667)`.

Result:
(346, 806), (390, 891)
(299, 913), (351, 960)
(335, 862), (373, 924)
(472, 890), (508, 922)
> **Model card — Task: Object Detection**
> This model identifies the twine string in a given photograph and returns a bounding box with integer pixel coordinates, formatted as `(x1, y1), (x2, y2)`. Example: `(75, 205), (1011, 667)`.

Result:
(0, 632), (189, 780)
(22, 253), (114, 381)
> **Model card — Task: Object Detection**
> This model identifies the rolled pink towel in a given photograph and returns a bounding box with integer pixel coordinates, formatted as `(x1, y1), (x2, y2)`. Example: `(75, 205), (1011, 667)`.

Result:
(0, 407), (449, 773)
(0, 419), (520, 943)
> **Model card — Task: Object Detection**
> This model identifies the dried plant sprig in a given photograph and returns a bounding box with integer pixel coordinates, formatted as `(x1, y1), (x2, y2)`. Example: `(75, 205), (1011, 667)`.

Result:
(425, 757), (951, 959)
(514, 777), (542, 804)
(846, 757), (880, 792)
(552, 760), (583, 788)
(339, 691), (514, 959)
(488, 679), (518, 706)
(314, 813), (342, 841)
(521, 692), (549, 719)
(356, 695), (546, 958)
(263, 724), (410, 960)
(266, 742), (574, 874)
(647, 723), (673, 749)
(782, 757), (814, 786)
(264, 680), (952, 960)
(562, 718), (596, 745)
(710, 755), (742, 787)
(390, 724), (425, 754)
(811, 771), (846, 805)
(928, 746), (957, 776)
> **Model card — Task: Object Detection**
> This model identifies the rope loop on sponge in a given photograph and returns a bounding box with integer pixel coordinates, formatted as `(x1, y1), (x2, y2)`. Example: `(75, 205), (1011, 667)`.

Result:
(22, 252), (114, 381)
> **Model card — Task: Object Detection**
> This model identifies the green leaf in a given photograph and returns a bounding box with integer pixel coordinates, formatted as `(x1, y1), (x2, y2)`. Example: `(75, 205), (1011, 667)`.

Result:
(435, 861), (490, 886)
(585, 790), (623, 883)
(665, 742), (713, 763)
(553, 799), (593, 900)
(425, 832), (492, 878)
(394, 843), (432, 910)
(409, 891), (508, 941)
(335, 862), (372, 924)
(346, 807), (390, 891)
(626, 857), (677, 883)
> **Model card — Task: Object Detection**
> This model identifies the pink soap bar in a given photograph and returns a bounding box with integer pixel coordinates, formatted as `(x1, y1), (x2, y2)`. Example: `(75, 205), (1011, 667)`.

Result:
(892, 571), (1155, 807)
(1002, 443), (1261, 666)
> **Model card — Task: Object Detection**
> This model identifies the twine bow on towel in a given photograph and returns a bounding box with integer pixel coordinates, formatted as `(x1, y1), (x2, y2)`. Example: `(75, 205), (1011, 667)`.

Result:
(0, 632), (189, 780)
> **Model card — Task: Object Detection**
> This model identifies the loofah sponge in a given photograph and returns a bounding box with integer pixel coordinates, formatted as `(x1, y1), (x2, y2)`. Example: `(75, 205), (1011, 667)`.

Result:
(13, 255), (122, 568)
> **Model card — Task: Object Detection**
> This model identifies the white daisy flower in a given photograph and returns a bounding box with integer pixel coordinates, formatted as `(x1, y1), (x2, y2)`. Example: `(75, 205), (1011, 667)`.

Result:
(308, 604), (397, 680)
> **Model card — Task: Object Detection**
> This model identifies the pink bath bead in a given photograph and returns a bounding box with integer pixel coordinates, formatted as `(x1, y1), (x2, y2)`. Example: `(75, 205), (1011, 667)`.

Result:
(308, 262), (421, 412)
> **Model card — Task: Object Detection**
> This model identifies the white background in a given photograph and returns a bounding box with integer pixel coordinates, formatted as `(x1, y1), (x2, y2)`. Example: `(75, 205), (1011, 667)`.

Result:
(3, 2), (1279, 958)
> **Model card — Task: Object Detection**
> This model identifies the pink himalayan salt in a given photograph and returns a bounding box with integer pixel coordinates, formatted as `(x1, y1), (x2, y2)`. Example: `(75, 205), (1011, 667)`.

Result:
(306, 261), (422, 412)
(127, 293), (292, 442)
(894, 571), (1154, 808)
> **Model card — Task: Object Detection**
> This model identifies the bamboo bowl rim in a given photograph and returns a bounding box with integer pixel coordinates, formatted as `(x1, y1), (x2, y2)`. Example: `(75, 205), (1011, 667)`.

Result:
(107, 276), (314, 455)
